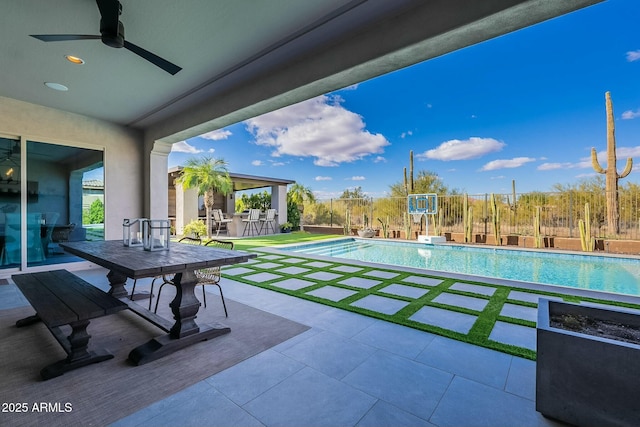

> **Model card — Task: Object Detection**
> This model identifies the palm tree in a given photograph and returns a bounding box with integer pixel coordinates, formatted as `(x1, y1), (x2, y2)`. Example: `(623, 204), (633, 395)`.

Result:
(177, 156), (232, 239)
(288, 183), (316, 230)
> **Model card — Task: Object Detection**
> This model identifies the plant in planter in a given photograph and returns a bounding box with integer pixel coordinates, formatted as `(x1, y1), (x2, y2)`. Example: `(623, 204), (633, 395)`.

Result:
(183, 219), (207, 238)
(280, 222), (293, 233)
(536, 299), (640, 427)
(357, 214), (375, 238)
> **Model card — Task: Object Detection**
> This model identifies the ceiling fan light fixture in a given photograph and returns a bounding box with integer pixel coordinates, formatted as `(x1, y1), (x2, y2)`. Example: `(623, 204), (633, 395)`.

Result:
(44, 82), (69, 91)
(65, 55), (85, 64)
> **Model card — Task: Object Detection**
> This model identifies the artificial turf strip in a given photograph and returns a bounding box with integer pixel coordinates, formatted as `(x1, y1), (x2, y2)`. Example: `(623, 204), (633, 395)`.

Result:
(223, 233), (640, 360)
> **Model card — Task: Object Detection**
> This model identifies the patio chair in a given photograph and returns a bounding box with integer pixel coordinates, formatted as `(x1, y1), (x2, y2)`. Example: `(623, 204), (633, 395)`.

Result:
(129, 236), (202, 307)
(259, 209), (277, 234)
(242, 208), (261, 236)
(154, 238), (232, 317)
(212, 209), (232, 237)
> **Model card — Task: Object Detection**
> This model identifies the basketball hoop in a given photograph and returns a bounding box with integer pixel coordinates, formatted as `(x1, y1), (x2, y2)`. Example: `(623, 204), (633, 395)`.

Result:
(411, 213), (423, 224)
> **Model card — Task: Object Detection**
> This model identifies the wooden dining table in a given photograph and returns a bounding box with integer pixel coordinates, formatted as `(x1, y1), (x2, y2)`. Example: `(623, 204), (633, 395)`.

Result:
(60, 240), (256, 365)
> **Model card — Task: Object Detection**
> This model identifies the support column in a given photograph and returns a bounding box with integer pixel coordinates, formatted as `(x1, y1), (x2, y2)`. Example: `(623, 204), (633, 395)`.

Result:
(271, 185), (288, 226)
(147, 141), (172, 219)
(225, 191), (235, 215)
(175, 184), (199, 235)
(68, 171), (87, 241)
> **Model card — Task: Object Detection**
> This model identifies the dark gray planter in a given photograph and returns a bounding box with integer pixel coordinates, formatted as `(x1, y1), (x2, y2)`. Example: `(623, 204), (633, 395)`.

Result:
(536, 299), (640, 427)
(357, 229), (375, 238)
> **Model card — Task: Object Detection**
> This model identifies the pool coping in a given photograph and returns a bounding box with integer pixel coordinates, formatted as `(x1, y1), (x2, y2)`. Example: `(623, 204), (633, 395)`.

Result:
(258, 236), (640, 306)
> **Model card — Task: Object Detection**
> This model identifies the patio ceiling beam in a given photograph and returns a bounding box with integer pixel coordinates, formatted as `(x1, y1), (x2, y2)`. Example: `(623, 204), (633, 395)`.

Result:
(145, 0), (602, 144)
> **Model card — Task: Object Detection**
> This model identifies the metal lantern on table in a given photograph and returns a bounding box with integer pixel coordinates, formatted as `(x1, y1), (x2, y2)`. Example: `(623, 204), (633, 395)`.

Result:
(143, 219), (171, 251)
(123, 218), (146, 247)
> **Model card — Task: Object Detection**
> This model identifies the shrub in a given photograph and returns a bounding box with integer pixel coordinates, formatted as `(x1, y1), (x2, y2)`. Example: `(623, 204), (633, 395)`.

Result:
(183, 219), (207, 238)
(82, 199), (104, 224)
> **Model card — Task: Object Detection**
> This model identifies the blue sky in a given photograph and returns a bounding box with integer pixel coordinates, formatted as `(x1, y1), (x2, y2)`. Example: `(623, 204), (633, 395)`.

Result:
(169, 0), (640, 199)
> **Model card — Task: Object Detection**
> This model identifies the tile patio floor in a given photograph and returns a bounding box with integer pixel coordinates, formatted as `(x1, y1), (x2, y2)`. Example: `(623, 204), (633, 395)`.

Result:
(2, 265), (570, 427)
(114, 272), (560, 427)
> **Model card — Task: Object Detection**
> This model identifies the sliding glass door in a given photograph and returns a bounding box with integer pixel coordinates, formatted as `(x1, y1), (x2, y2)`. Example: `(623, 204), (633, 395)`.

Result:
(0, 137), (22, 269)
(0, 137), (104, 270)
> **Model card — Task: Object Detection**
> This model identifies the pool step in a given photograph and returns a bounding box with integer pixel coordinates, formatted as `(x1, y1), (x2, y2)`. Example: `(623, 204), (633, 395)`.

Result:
(299, 241), (373, 257)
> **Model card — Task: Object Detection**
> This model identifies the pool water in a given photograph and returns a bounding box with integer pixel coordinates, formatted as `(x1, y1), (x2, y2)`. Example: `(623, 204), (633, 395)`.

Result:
(281, 238), (640, 296)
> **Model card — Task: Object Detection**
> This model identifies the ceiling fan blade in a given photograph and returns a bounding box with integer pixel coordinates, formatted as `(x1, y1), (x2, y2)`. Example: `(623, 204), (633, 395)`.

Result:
(124, 40), (182, 75)
(31, 35), (101, 42)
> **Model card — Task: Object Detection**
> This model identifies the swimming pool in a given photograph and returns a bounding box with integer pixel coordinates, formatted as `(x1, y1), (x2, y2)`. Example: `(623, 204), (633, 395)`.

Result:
(280, 238), (640, 296)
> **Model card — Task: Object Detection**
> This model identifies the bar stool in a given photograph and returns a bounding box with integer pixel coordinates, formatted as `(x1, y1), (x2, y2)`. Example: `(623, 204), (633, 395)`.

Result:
(242, 209), (261, 236)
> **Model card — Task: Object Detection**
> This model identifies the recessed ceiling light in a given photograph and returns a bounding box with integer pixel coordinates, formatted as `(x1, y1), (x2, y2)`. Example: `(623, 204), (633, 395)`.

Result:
(65, 55), (85, 65)
(44, 82), (69, 91)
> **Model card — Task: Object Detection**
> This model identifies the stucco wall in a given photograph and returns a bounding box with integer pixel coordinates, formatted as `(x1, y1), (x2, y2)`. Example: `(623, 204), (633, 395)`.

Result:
(0, 96), (144, 240)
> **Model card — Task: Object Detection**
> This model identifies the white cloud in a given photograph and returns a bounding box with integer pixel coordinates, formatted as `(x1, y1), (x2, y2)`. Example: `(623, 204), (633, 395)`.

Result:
(426, 103), (433, 109)
(480, 157), (535, 171)
(171, 141), (203, 153)
(251, 160), (264, 166)
(538, 148), (640, 171)
(207, 148), (215, 153)
(312, 189), (343, 199)
(271, 162), (285, 166)
(315, 176), (332, 181)
(418, 137), (505, 161)
(537, 162), (573, 171)
(490, 175), (505, 180)
(200, 129), (232, 140)
(622, 110), (640, 120)
(245, 95), (389, 167)
(575, 172), (598, 178)
(373, 156), (386, 163)
(350, 176), (366, 181)
(616, 146), (640, 157)
(627, 50), (640, 62)
(401, 131), (413, 139)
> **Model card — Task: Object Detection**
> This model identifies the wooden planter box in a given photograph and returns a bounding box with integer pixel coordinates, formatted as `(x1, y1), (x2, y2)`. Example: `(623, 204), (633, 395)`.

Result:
(536, 299), (640, 427)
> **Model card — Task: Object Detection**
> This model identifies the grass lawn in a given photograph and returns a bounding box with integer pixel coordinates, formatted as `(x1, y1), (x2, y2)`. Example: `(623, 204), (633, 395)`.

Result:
(228, 231), (337, 251)
(217, 232), (640, 360)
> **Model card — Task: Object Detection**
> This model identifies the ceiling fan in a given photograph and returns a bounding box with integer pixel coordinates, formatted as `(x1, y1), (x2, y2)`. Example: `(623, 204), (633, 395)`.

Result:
(30, 0), (182, 75)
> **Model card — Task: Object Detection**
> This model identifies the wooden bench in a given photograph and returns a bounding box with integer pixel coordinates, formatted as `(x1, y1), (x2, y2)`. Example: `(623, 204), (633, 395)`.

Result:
(12, 270), (128, 380)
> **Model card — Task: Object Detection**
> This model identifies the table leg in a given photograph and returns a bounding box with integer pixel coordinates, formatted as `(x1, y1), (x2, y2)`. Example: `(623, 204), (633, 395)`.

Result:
(41, 320), (114, 380)
(107, 269), (129, 298)
(169, 270), (201, 338)
(128, 269), (230, 365)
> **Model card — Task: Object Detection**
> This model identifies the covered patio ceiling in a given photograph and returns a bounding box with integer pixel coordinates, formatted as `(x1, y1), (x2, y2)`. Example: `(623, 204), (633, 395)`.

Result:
(1, 0), (602, 144)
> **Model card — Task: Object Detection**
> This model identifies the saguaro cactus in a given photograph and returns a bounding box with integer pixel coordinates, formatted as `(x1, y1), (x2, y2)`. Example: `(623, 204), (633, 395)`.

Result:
(403, 212), (412, 240)
(343, 209), (351, 236)
(510, 180), (517, 229)
(463, 194), (469, 242)
(579, 203), (594, 252)
(403, 150), (415, 195)
(533, 206), (542, 249)
(465, 206), (473, 243)
(490, 193), (502, 246)
(435, 210), (443, 236)
(591, 91), (633, 235)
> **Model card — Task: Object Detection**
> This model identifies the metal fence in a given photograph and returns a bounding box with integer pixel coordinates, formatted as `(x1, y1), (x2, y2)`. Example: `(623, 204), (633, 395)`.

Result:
(302, 191), (640, 240)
